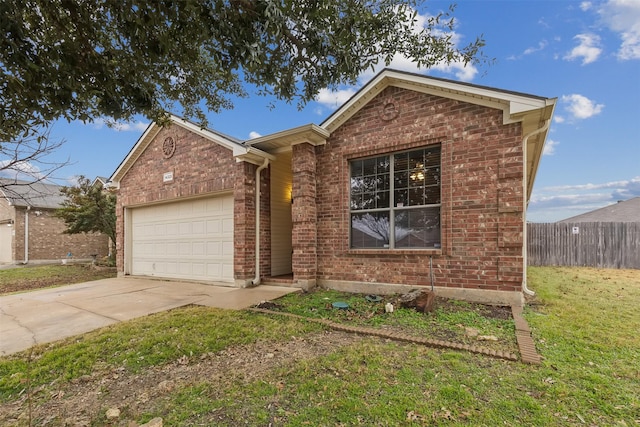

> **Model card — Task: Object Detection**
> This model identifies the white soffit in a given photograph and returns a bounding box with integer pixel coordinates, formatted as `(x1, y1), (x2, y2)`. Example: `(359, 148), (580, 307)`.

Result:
(247, 123), (330, 153)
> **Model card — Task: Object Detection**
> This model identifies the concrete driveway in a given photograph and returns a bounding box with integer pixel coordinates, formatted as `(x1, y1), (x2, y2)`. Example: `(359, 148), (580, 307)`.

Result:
(0, 277), (298, 356)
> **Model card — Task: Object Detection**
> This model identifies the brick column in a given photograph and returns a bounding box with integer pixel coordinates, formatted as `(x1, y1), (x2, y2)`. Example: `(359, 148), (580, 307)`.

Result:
(292, 143), (317, 290)
(234, 161), (256, 287)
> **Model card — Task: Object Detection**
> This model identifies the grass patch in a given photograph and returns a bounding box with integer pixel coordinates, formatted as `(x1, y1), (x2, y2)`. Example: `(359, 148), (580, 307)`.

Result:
(0, 263), (116, 295)
(142, 268), (640, 426)
(0, 306), (323, 401)
(1, 267), (638, 426)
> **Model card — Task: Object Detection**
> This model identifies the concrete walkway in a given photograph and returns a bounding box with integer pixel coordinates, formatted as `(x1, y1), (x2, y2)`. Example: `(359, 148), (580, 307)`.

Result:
(0, 277), (299, 356)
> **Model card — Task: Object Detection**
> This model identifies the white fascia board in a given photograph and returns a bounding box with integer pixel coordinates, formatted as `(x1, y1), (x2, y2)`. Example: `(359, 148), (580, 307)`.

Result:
(170, 115), (273, 163)
(169, 115), (241, 152)
(234, 147), (276, 165)
(247, 124), (330, 150)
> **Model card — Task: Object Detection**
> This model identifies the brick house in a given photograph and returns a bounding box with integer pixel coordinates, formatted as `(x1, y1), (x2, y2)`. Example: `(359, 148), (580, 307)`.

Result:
(110, 70), (555, 306)
(0, 180), (110, 264)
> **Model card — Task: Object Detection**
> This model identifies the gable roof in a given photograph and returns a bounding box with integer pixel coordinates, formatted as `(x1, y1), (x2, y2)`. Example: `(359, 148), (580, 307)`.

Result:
(557, 197), (640, 223)
(0, 179), (65, 209)
(92, 176), (109, 188)
(109, 114), (274, 186)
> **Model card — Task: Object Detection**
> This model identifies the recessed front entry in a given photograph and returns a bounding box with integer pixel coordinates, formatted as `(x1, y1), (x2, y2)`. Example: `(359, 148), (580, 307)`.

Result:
(129, 194), (234, 282)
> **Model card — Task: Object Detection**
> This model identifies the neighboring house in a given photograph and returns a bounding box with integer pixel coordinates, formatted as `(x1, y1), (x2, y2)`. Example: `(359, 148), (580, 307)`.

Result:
(92, 176), (110, 188)
(557, 197), (640, 222)
(109, 69), (556, 306)
(0, 179), (110, 264)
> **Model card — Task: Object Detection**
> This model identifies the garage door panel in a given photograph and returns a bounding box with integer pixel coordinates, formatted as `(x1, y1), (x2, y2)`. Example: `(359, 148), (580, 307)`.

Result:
(223, 241), (234, 257)
(131, 195), (234, 282)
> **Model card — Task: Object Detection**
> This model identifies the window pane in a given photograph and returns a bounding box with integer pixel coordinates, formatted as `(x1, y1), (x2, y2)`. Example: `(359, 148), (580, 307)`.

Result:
(409, 150), (424, 169)
(376, 191), (389, 208)
(376, 156), (390, 173)
(394, 171), (408, 189)
(351, 193), (362, 210)
(351, 212), (391, 248)
(350, 176), (364, 193)
(361, 192), (376, 210)
(350, 160), (363, 177)
(408, 188), (425, 206)
(394, 151), (409, 171)
(362, 157), (376, 176)
(424, 147), (440, 167)
(394, 188), (408, 207)
(424, 186), (441, 204)
(423, 167), (440, 186)
(361, 176), (377, 193)
(395, 207), (441, 248)
(378, 174), (390, 191)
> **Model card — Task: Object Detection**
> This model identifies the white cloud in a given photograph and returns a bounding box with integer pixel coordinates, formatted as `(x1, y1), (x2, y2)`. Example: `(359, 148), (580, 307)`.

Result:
(564, 33), (602, 64)
(598, 0), (640, 60)
(430, 60), (478, 82)
(543, 139), (559, 155)
(524, 40), (548, 55)
(92, 118), (149, 132)
(527, 176), (640, 222)
(561, 94), (604, 120)
(580, 1), (593, 11)
(315, 87), (358, 108)
(540, 177), (640, 193)
(248, 131), (262, 139)
(0, 160), (45, 181)
(553, 115), (566, 124)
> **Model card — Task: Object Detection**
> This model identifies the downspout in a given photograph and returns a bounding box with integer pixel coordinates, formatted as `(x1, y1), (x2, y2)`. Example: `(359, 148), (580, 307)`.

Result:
(521, 119), (552, 296)
(23, 206), (30, 264)
(252, 158), (270, 286)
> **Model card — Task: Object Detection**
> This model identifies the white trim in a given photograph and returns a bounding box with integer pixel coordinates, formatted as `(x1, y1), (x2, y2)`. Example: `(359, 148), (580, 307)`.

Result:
(247, 123), (329, 148)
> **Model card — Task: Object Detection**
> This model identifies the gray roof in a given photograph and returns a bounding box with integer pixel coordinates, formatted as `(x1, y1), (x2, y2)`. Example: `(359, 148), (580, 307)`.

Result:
(557, 197), (640, 223)
(0, 179), (66, 209)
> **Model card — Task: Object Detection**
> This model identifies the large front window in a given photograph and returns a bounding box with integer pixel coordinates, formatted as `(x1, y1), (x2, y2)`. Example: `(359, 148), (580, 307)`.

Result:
(350, 146), (441, 249)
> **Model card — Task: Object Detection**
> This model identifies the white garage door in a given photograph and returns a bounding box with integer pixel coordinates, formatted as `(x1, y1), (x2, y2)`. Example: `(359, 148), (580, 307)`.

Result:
(131, 195), (234, 282)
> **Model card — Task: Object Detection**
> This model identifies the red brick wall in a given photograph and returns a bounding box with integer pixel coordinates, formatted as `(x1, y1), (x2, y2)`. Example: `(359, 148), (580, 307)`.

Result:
(292, 143), (317, 285)
(115, 124), (259, 278)
(314, 86), (524, 293)
(12, 207), (109, 262)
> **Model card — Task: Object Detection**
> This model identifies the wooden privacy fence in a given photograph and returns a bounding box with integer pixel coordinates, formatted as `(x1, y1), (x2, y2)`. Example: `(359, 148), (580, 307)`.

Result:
(527, 222), (640, 269)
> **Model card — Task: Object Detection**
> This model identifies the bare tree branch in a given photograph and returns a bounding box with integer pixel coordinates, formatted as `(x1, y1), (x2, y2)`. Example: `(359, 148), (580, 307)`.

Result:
(0, 126), (71, 202)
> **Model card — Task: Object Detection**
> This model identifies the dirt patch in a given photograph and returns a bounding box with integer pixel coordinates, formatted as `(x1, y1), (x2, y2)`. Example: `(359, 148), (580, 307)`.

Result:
(0, 330), (362, 426)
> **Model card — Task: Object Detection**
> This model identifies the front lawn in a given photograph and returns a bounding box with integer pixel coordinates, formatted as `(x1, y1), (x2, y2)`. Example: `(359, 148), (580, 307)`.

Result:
(0, 263), (116, 295)
(0, 266), (637, 426)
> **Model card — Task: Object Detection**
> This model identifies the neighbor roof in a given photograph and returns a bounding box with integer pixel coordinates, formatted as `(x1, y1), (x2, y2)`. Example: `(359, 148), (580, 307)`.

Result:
(0, 179), (65, 209)
(557, 197), (640, 223)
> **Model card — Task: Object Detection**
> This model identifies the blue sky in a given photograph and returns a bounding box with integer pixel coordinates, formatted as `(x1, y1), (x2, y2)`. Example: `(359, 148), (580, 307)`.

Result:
(7, 0), (639, 222)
